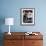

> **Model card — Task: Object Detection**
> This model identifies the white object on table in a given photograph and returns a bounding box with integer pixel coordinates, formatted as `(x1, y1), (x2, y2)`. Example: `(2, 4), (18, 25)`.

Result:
(5, 18), (14, 35)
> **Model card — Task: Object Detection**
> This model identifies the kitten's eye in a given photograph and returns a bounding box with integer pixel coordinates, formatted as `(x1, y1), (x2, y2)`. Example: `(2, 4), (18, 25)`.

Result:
(23, 10), (28, 13)
(29, 10), (33, 13)
(25, 10), (28, 13)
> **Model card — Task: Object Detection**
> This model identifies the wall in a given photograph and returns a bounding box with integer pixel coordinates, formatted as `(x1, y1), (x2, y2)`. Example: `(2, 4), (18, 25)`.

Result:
(0, 0), (46, 46)
(0, 0), (46, 32)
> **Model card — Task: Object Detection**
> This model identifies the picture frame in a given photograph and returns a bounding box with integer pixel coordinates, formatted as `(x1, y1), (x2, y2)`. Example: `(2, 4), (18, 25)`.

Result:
(20, 8), (35, 25)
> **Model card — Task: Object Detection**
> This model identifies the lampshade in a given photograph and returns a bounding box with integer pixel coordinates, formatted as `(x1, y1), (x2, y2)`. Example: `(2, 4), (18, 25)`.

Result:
(5, 18), (14, 25)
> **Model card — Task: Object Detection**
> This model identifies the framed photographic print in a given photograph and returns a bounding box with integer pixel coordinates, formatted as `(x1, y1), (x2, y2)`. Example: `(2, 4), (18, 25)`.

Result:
(20, 8), (35, 25)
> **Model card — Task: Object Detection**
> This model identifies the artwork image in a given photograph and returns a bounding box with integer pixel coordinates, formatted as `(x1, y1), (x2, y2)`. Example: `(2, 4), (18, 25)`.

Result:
(20, 8), (35, 25)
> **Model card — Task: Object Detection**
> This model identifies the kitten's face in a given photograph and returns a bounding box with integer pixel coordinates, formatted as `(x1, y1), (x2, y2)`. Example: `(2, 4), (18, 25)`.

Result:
(27, 12), (32, 16)
(27, 12), (33, 18)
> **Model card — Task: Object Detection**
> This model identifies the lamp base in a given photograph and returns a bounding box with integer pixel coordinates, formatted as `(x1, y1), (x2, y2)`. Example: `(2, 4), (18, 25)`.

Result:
(8, 32), (11, 35)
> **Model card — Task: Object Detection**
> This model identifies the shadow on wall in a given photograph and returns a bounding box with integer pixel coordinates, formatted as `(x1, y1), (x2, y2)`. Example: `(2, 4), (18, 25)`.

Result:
(0, 16), (5, 46)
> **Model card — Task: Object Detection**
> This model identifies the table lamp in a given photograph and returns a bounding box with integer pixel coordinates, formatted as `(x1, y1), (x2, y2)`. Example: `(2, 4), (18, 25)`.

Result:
(5, 18), (14, 35)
